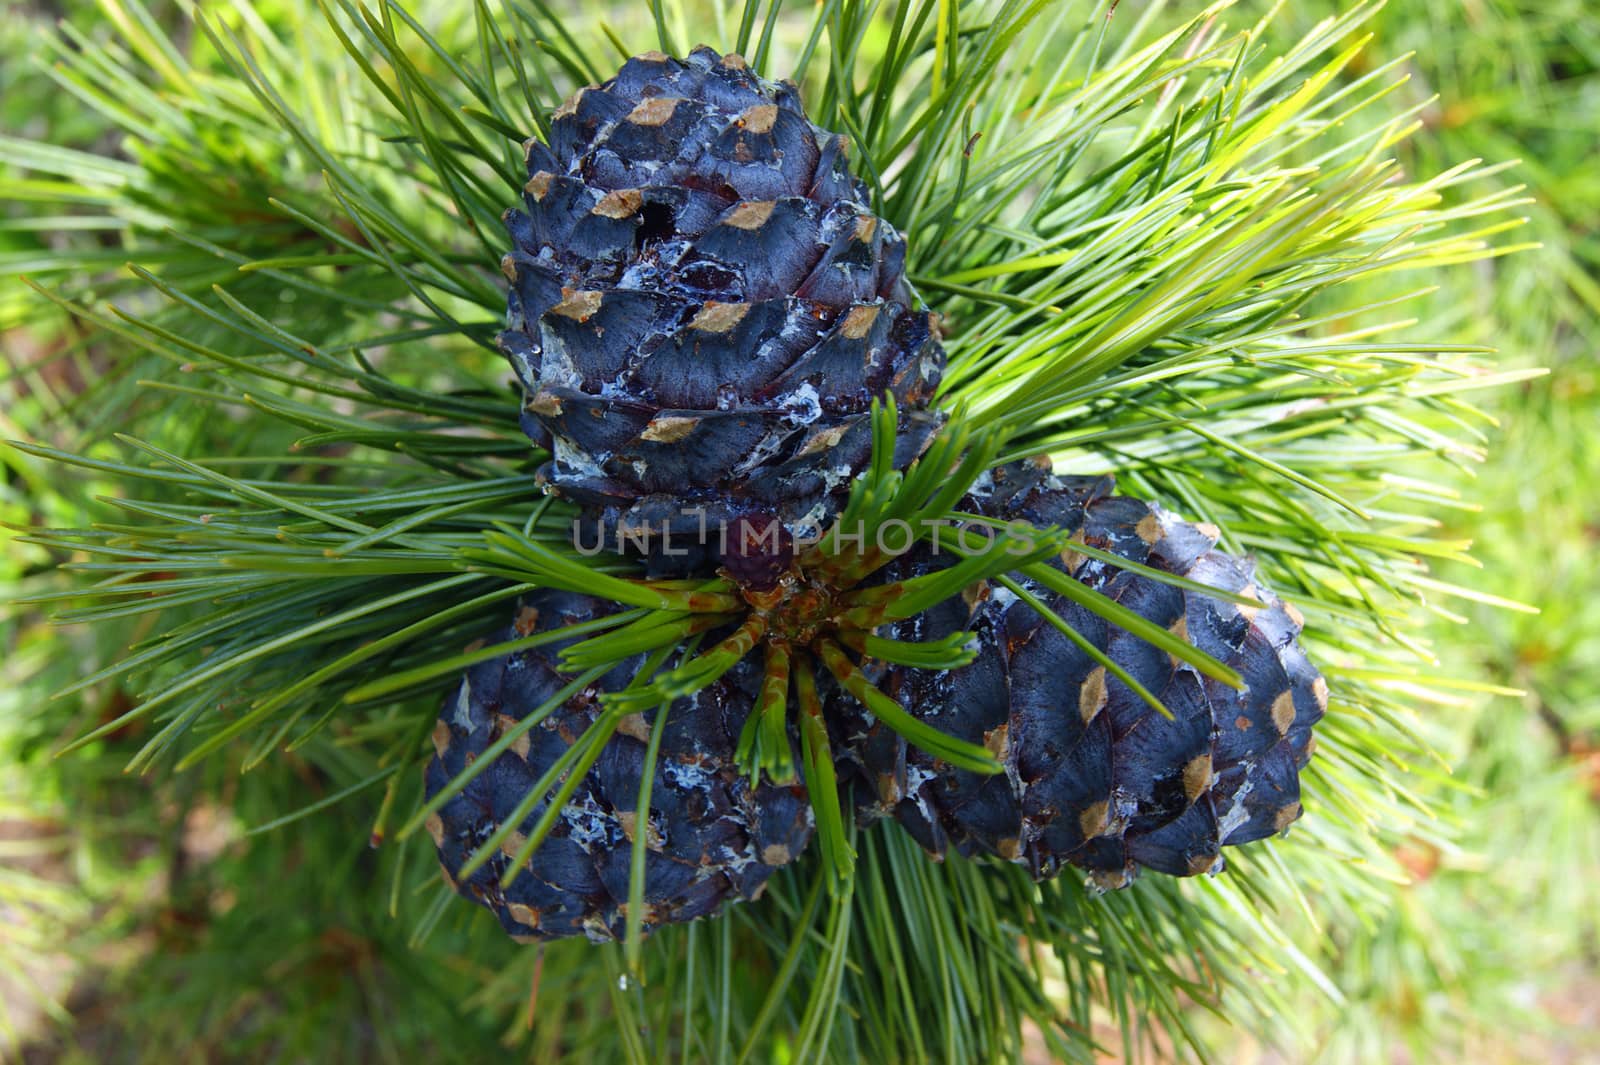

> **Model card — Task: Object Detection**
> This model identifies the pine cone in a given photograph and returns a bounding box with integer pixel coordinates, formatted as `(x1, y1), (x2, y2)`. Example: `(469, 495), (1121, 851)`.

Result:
(836, 461), (1326, 888)
(498, 47), (944, 568)
(424, 590), (813, 941)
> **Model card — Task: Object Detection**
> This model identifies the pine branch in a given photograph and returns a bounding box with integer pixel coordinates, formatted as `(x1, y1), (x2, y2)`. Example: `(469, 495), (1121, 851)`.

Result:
(0, 0), (1548, 1060)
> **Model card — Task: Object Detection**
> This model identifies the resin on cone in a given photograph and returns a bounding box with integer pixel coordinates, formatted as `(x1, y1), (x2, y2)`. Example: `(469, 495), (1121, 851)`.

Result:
(497, 47), (944, 569)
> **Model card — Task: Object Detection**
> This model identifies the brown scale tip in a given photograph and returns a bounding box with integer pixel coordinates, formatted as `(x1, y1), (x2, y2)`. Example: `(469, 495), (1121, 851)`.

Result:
(615, 713), (652, 742)
(626, 96), (681, 127)
(1183, 754), (1214, 803)
(794, 423), (852, 457)
(592, 188), (644, 219)
(1274, 802), (1303, 833)
(640, 416), (700, 443)
(740, 104), (779, 133)
(550, 290), (603, 321)
(690, 301), (751, 332)
(1079, 800), (1110, 840)
(552, 87), (587, 120)
(724, 200), (777, 230)
(1271, 689), (1297, 735)
(525, 170), (555, 200)
(839, 304), (880, 339)
(1079, 666), (1108, 723)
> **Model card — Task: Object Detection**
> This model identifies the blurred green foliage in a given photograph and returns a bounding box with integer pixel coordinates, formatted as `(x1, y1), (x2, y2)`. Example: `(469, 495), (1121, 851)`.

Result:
(2, 0), (1597, 1061)
(1229, 1), (1600, 1060)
